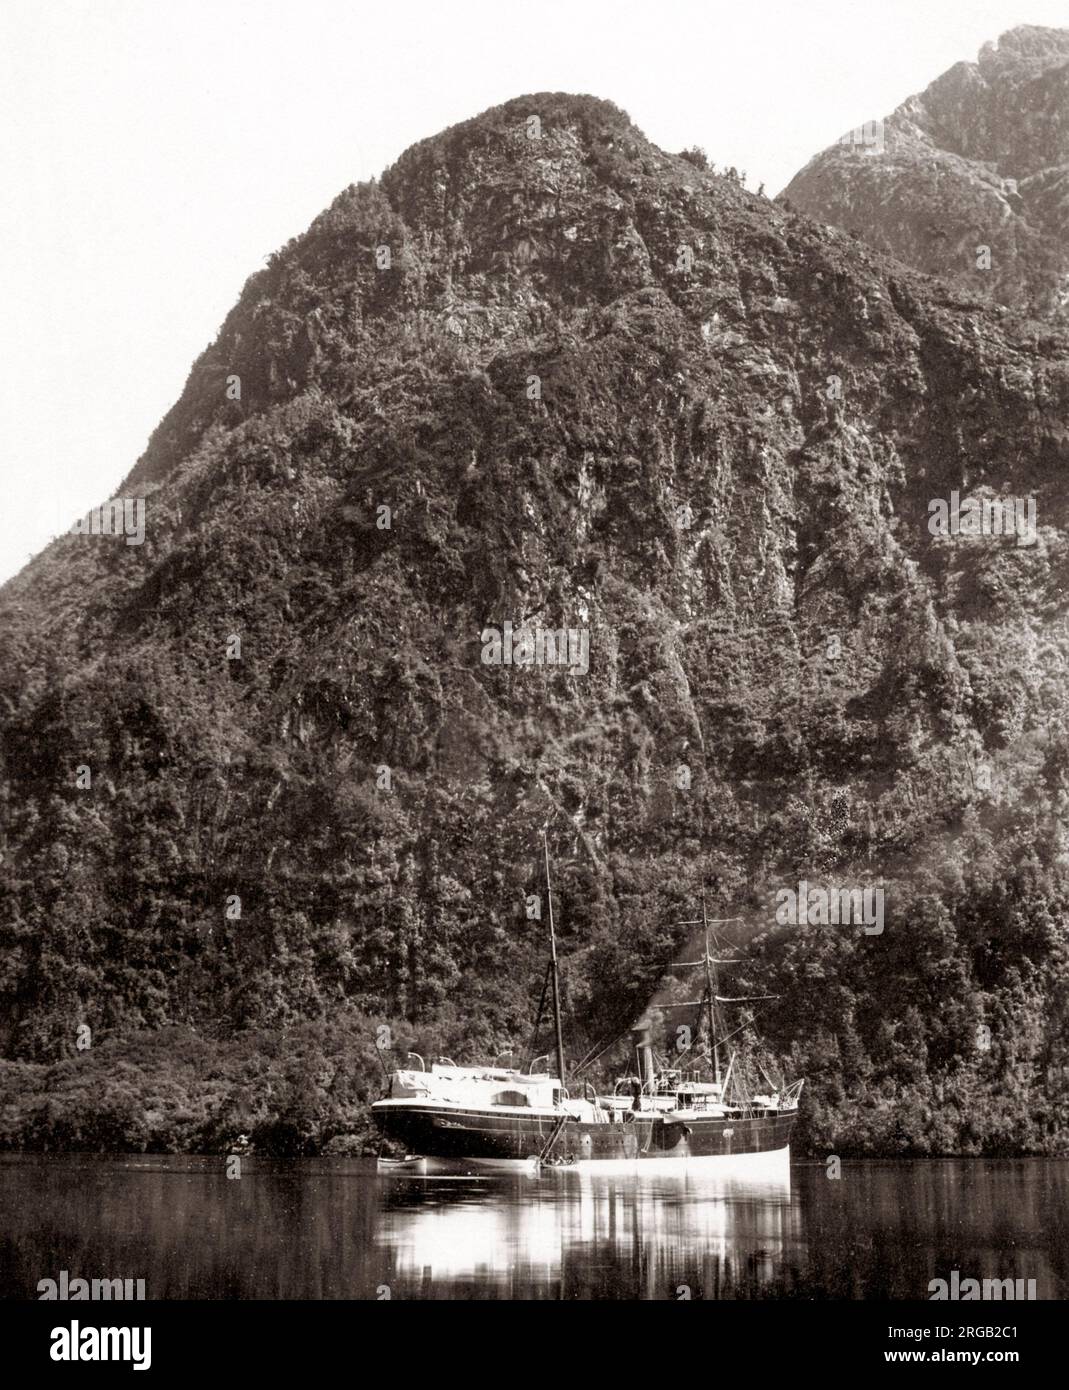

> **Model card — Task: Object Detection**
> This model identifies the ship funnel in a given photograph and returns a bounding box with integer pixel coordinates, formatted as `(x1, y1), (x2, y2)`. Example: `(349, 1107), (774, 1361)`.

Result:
(631, 1014), (655, 1089)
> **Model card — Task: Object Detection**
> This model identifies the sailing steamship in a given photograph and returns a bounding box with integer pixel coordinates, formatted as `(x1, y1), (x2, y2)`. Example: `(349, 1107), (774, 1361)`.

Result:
(372, 839), (803, 1169)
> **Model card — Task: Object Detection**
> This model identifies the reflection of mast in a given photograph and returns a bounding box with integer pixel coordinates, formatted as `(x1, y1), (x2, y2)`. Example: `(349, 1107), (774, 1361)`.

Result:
(543, 830), (567, 1089)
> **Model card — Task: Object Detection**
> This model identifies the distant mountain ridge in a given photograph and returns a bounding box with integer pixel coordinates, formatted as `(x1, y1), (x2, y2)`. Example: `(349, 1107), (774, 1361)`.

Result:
(783, 26), (1069, 324)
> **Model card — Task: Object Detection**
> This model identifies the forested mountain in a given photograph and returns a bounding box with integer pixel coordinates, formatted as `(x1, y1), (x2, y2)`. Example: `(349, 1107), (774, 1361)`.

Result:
(2, 92), (1069, 1156)
(783, 26), (1069, 325)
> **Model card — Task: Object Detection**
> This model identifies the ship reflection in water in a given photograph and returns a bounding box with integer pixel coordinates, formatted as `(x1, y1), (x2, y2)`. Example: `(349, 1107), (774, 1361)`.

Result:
(378, 1162), (799, 1299)
(2, 1155), (1066, 1300)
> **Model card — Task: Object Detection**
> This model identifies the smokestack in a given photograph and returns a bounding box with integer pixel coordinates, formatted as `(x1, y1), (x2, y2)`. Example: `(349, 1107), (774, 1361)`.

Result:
(632, 1015), (655, 1089)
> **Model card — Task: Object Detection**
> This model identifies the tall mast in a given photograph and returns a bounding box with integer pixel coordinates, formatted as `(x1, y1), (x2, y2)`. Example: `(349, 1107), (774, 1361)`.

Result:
(674, 908), (760, 1100)
(543, 830), (567, 1090)
(702, 891), (721, 1089)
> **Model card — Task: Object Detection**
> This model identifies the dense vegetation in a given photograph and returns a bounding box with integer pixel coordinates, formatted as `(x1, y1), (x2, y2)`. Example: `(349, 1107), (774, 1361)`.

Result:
(2, 92), (1069, 1156)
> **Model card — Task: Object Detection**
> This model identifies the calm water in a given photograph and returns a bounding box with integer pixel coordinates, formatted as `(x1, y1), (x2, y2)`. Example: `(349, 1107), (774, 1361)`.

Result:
(1, 1154), (1066, 1300)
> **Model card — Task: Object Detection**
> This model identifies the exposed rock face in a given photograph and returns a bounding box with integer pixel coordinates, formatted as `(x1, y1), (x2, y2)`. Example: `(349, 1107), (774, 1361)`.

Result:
(2, 93), (1069, 1155)
(782, 26), (1069, 324)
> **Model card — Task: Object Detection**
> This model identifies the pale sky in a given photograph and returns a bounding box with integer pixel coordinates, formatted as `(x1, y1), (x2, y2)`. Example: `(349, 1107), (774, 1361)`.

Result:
(2, 0), (1066, 585)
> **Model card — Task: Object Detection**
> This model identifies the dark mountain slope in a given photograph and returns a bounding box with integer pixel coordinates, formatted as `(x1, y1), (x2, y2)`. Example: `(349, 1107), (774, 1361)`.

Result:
(783, 26), (1069, 325)
(2, 94), (1069, 1155)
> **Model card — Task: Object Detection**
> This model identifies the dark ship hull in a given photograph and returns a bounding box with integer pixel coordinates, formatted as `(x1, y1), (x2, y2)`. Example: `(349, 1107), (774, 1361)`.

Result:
(373, 1102), (796, 1163)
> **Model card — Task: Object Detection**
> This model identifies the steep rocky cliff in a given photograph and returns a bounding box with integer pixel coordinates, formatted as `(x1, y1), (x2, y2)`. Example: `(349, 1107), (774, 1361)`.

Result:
(783, 26), (1069, 325)
(2, 93), (1069, 1155)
